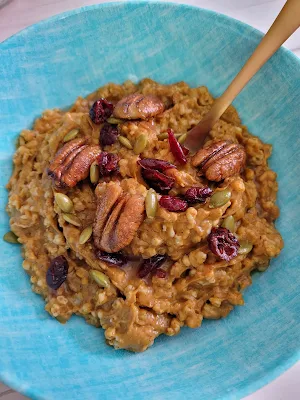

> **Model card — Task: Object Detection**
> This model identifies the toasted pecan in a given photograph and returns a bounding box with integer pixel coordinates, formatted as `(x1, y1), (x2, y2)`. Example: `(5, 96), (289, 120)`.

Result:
(99, 194), (129, 253)
(93, 183), (145, 253)
(48, 137), (88, 180)
(62, 145), (102, 187)
(93, 184), (123, 248)
(113, 93), (164, 120)
(112, 194), (145, 252)
(48, 138), (101, 188)
(192, 140), (246, 182)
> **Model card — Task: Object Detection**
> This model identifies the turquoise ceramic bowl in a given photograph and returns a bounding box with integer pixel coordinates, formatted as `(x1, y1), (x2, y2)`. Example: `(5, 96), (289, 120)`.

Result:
(0, 2), (299, 399)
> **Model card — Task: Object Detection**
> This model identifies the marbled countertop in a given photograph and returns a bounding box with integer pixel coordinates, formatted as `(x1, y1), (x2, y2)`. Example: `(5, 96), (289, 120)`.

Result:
(0, 1), (299, 399)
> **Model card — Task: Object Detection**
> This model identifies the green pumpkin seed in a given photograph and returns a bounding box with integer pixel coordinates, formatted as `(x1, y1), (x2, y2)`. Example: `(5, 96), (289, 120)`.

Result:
(55, 193), (74, 213)
(157, 132), (168, 140)
(177, 133), (187, 144)
(106, 117), (124, 124)
(145, 189), (158, 218)
(90, 270), (110, 288)
(238, 240), (253, 255)
(257, 264), (268, 272)
(79, 226), (93, 245)
(133, 134), (148, 155)
(118, 136), (133, 149)
(63, 129), (79, 142)
(62, 213), (81, 227)
(3, 231), (19, 244)
(221, 215), (235, 232)
(209, 189), (231, 208)
(157, 132), (181, 140)
(56, 316), (68, 324)
(90, 161), (100, 184)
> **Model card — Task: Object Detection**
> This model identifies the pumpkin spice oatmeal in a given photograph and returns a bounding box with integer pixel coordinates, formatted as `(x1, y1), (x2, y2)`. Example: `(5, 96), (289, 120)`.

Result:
(6, 79), (283, 352)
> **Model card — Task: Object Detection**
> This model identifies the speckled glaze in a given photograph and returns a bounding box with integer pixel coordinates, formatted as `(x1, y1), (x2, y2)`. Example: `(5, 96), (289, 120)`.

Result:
(0, 2), (299, 399)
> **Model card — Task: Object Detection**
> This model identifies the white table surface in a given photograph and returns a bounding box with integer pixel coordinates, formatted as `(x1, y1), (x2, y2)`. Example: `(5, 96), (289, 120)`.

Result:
(0, 1), (299, 399)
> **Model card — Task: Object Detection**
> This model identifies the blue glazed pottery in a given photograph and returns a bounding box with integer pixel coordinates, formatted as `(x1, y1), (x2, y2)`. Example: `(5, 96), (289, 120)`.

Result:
(0, 2), (299, 399)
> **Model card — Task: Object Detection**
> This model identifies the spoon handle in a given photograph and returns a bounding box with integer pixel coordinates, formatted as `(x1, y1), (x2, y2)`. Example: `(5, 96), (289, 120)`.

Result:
(213, 0), (300, 118)
(186, 0), (300, 152)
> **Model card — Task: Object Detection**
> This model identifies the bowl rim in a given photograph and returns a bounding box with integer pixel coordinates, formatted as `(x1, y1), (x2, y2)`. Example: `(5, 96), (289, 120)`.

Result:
(1, 0), (300, 69)
(1, 1), (299, 399)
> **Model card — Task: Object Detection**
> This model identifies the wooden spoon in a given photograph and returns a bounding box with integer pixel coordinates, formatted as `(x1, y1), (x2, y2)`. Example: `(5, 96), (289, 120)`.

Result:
(185, 0), (300, 153)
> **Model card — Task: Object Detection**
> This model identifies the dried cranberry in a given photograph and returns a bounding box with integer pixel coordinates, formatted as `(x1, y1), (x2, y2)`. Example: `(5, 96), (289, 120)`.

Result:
(184, 186), (212, 204)
(141, 168), (175, 193)
(168, 129), (187, 165)
(138, 158), (175, 172)
(181, 145), (190, 156)
(207, 227), (240, 261)
(100, 122), (119, 146)
(159, 195), (188, 212)
(138, 255), (168, 278)
(46, 255), (69, 290)
(89, 99), (113, 124)
(97, 152), (119, 176)
(155, 268), (167, 278)
(95, 250), (128, 267)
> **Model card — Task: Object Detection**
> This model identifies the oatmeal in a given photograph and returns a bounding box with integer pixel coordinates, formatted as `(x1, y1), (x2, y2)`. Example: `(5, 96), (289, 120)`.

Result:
(6, 79), (283, 352)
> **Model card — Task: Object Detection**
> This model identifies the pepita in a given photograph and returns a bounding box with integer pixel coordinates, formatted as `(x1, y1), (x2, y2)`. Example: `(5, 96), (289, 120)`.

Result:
(209, 189), (231, 208)
(90, 161), (100, 184)
(221, 215), (235, 232)
(63, 129), (79, 142)
(238, 240), (253, 255)
(257, 264), (269, 272)
(133, 134), (148, 155)
(118, 136), (133, 149)
(177, 133), (187, 144)
(56, 316), (68, 324)
(55, 193), (74, 213)
(3, 231), (19, 244)
(79, 226), (93, 245)
(145, 189), (158, 218)
(158, 132), (181, 140)
(62, 213), (81, 227)
(106, 117), (124, 125)
(90, 270), (110, 288)
(157, 132), (168, 140)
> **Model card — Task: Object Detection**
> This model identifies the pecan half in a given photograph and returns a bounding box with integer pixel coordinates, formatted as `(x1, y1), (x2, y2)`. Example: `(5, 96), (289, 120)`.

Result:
(113, 93), (164, 120)
(192, 140), (246, 182)
(48, 138), (101, 188)
(93, 183), (145, 253)
(48, 137), (88, 180)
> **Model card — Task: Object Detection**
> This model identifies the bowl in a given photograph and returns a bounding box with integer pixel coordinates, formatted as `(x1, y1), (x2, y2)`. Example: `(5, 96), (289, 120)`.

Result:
(0, 2), (299, 399)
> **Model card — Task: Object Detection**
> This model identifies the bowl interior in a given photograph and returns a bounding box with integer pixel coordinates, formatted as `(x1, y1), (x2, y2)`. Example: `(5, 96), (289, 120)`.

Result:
(0, 2), (299, 399)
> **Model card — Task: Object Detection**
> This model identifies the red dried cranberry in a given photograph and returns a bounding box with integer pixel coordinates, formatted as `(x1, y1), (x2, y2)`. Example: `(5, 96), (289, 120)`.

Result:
(46, 255), (69, 290)
(184, 186), (212, 204)
(168, 129), (187, 165)
(100, 122), (119, 146)
(138, 255), (168, 278)
(181, 145), (190, 156)
(141, 168), (175, 194)
(207, 227), (240, 261)
(95, 250), (128, 267)
(155, 268), (167, 278)
(89, 99), (113, 124)
(138, 158), (175, 172)
(97, 152), (119, 176)
(159, 195), (188, 212)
